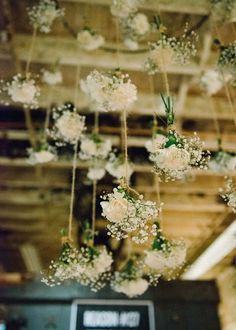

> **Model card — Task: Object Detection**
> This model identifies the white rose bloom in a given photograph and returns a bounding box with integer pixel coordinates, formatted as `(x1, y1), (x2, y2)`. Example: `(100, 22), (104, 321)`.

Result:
(93, 250), (113, 274)
(42, 70), (63, 85)
(77, 30), (104, 51)
(109, 82), (137, 110)
(106, 160), (133, 180)
(110, 0), (139, 18)
(80, 139), (97, 158)
(87, 167), (106, 181)
(101, 192), (129, 223)
(131, 13), (150, 35)
(41, 6), (58, 27)
(200, 69), (223, 95)
(114, 278), (149, 297)
(145, 134), (168, 153)
(8, 80), (38, 104)
(228, 191), (236, 209)
(124, 38), (139, 50)
(154, 145), (190, 171)
(145, 250), (169, 272)
(55, 112), (84, 143)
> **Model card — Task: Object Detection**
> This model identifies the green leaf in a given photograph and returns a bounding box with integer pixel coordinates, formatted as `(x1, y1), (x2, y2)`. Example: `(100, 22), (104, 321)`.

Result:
(160, 94), (175, 126)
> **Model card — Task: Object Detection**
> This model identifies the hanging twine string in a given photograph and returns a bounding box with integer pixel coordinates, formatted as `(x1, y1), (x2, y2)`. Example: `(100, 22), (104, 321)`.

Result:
(43, 86), (54, 141)
(68, 141), (79, 241)
(115, 18), (120, 67)
(149, 75), (158, 135)
(73, 63), (81, 107)
(208, 95), (222, 150)
(25, 26), (37, 75)
(154, 175), (163, 229)
(122, 108), (129, 184)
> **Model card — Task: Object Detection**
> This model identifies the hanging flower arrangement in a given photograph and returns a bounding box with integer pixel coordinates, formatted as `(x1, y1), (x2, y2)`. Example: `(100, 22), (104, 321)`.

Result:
(27, 143), (57, 165)
(200, 69), (226, 95)
(110, 0), (141, 18)
(111, 259), (149, 298)
(146, 96), (210, 181)
(80, 69), (137, 112)
(41, 239), (79, 287)
(218, 41), (236, 82)
(41, 69), (63, 85)
(106, 153), (134, 182)
(87, 165), (106, 181)
(4, 74), (40, 109)
(144, 22), (198, 74)
(75, 245), (113, 292)
(210, 0), (236, 23)
(144, 224), (186, 280)
(77, 27), (105, 51)
(208, 151), (236, 172)
(79, 134), (112, 161)
(101, 184), (159, 243)
(28, 0), (64, 33)
(121, 13), (150, 50)
(220, 177), (236, 212)
(51, 104), (85, 145)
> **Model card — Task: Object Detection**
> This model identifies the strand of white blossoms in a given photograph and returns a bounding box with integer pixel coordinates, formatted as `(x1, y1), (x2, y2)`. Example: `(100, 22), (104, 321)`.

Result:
(79, 133), (112, 181)
(101, 184), (159, 243)
(41, 240), (113, 291)
(80, 69), (137, 112)
(111, 258), (149, 298)
(51, 104), (85, 146)
(106, 152), (134, 183)
(28, 0), (64, 33)
(220, 177), (236, 213)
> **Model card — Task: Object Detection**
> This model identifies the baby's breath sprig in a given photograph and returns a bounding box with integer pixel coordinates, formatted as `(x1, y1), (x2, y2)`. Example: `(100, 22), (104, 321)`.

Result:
(220, 177), (236, 213)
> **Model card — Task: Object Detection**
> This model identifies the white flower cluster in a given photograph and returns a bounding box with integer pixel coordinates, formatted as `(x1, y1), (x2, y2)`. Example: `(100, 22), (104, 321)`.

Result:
(42, 69), (63, 85)
(77, 28), (104, 51)
(28, 0), (64, 33)
(218, 41), (236, 83)
(110, 0), (141, 18)
(210, 0), (236, 23)
(27, 143), (57, 165)
(220, 177), (236, 212)
(6, 74), (40, 108)
(208, 151), (236, 173)
(75, 246), (113, 292)
(51, 104), (85, 145)
(80, 70), (137, 112)
(106, 153), (134, 182)
(79, 134), (112, 161)
(111, 259), (149, 298)
(200, 69), (224, 95)
(147, 131), (210, 182)
(145, 239), (186, 279)
(101, 185), (159, 243)
(42, 243), (113, 291)
(121, 13), (150, 50)
(145, 26), (198, 74)
(79, 133), (112, 181)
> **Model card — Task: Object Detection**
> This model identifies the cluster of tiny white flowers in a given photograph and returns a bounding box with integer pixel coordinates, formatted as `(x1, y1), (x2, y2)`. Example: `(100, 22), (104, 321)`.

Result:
(110, 0), (141, 18)
(41, 69), (63, 85)
(144, 228), (186, 281)
(2, 74), (40, 109)
(220, 177), (236, 212)
(77, 28), (105, 51)
(41, 243), (113, 291)
(28, 0), (64, 33)
(41, 242), (79, 287)
(80, 70), (137, 112)
(51, 104), (85, 145)
(218, 41), (236, 82)
(27, 143), (57, 165)
(105, 153), (134, 182)
(147, 131), (210, 182)
(75, 245), (113, 292)
(79, 134), (112, 161)
(100, 185), (159, 243)
(200, 69), (225, 95)
(208, 151), (236, 173)
(111, 259), (149, 298)
(210, 0), (236, 23)
(145, 26), (198, 74)
(120, 13), (150, 50)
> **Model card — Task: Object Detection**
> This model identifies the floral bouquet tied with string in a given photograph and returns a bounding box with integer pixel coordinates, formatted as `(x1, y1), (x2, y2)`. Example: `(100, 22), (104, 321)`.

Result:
(77, 27), (105, 51)
(28, 0), (64, 33)
(27, 143), (57, 165)
(80, 69), (137, 112)
(101, 183), (159, 243)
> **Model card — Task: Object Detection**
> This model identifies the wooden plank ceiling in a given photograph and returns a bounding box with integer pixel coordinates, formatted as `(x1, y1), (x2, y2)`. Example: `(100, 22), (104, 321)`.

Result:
(0, 0), (235, 278)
